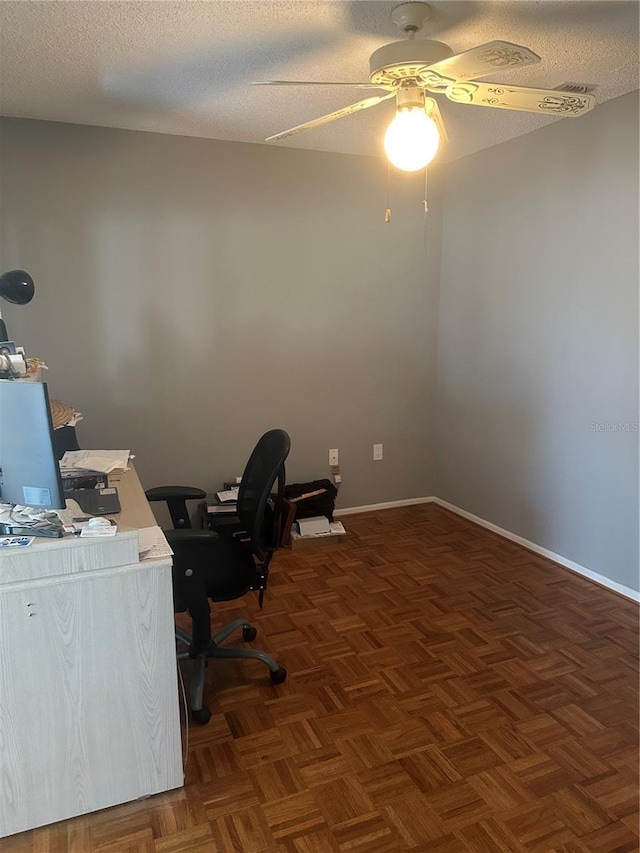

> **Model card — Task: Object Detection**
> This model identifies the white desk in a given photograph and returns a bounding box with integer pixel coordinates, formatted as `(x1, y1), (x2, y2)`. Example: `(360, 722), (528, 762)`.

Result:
(0, 468), (183, 838)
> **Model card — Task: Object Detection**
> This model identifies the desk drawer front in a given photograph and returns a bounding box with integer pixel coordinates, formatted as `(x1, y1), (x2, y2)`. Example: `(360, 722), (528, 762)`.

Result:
(0, 531), (139, 585)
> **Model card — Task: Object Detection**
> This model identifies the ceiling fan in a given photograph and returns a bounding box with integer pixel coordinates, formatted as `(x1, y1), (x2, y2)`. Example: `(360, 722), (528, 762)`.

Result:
(253, 2), (596, 171)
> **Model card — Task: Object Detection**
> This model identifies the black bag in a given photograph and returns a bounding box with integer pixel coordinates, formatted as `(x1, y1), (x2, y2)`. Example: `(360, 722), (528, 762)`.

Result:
(283, 479), (338, 522)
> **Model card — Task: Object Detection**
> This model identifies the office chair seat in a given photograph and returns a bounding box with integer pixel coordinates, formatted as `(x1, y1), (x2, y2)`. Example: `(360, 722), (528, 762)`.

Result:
(167, 529), (256, 605)
(146, 429), (291, 725)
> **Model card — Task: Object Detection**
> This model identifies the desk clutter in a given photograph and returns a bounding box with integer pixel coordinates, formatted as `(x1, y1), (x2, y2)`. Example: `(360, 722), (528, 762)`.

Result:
(206, 481), (240, 515)
(60, 449), (132, 476)
(0, 447), (131, 539)
(0, 329), (127, 539)
(1, 492), (121, 538)
(0, 339), (43, 380)
(0, 322), (51, 384)
(280, 478), (345, 548)
(289, 517), (347, 549)
(0, 325), (85, 461)
(204, 476), (346, 549)
(49, 396), (82, 430)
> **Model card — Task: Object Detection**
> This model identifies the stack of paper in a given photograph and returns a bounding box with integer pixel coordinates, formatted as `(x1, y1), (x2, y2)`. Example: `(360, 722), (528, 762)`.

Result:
(207, 500), (238, 515)
(293, 520), (346, 539)
(216, 487), (239, 503)
(60, 450), (132, 476)
(289, 520), (347, 550)
(138, 526), (173, 560)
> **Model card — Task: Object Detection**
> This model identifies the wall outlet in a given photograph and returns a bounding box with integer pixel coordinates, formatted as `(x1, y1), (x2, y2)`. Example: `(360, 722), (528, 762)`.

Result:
(329, 448), (339, 466)
(373, 443), (383, 461)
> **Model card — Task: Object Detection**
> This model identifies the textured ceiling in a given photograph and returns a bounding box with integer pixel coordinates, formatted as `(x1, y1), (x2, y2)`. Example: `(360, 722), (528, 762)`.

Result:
(0, 1), (638, 163)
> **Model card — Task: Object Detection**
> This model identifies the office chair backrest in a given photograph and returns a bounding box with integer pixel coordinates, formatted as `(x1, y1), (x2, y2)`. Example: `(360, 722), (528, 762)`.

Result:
(237, 429), (291, 561)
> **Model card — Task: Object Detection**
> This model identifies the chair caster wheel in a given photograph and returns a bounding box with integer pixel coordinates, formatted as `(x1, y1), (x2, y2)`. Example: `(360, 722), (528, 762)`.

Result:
(270, 667), (287, 685)
(191, 707), (212, 725)
(242, 625), (257, 642)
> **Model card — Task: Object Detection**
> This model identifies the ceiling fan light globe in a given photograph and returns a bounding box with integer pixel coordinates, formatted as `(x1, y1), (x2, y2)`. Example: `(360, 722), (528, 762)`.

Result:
(384, 108), (439, 171)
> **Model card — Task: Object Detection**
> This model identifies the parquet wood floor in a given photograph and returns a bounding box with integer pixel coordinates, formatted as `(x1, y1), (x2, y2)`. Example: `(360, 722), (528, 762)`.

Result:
(5, 505), (638, 852)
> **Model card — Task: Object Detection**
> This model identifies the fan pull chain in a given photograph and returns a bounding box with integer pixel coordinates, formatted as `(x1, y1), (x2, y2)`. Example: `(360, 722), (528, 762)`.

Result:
(385, 159), (392, 223)
(423, 165), (429, 253)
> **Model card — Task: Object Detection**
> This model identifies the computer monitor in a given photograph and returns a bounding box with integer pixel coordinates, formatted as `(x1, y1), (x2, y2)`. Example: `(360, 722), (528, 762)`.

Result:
(0, 380), (66, 509)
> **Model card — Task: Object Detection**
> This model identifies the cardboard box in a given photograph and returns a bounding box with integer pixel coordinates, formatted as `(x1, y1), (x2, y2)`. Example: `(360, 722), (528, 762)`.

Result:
(289, 531), (346, 550)
(289, 520), (346, 550)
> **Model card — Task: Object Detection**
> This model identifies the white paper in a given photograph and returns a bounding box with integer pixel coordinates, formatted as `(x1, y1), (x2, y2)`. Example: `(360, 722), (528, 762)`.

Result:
(60, 450), (131, 474)
(0, 504), (13, 524)
(292, 520), (346, 539)
(80, 524), (117, 538)
(54, 499), (85, 526)
(138, 526), (173, 560)
(216, 488), (239, 503)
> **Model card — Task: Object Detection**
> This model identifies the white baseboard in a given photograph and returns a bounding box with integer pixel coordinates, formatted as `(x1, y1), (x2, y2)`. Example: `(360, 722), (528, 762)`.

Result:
(434, 497), (640, 603)
(335, 496), (435, 517)
(335, 494), (639, 603)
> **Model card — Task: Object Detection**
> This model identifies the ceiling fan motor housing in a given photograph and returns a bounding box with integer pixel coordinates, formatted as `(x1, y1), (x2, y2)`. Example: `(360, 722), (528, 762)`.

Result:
(369, 40), (454, 86)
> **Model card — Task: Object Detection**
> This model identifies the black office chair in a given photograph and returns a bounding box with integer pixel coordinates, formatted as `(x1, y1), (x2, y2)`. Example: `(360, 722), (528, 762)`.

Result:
(146, 429), (291, 725)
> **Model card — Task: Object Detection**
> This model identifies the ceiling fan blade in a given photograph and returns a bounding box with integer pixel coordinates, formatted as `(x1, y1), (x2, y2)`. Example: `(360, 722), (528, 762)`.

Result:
(424, 98), (448, 145)
(265, 92), (395, 142)
(444, 82), (595, 117)
(252, 81), (390, 90)
(419, 41), (541, 90)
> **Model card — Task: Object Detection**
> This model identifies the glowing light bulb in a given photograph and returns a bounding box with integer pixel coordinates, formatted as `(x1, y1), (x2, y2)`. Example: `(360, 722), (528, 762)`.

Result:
(384, 107), (439, 172)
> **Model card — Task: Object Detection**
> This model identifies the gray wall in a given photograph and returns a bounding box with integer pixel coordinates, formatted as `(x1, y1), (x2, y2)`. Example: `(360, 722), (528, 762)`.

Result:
(436, 91), (639, 591)
(2, 98), (637, 592)
(0, 118), (441, 507)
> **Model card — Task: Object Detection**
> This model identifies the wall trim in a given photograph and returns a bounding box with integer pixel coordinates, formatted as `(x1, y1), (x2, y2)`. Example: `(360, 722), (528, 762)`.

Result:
(336, 495), (639, 603)
(335, 496), (435, 516)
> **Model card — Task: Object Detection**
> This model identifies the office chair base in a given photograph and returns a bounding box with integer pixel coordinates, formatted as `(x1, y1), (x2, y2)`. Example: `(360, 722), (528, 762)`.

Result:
(211, 618), (255, 647)
(175, 619), (287, 725)
(191, 707), (212, 725)
(208, 644), (284, 673)
(270, 666), (288, 685)
(242, 625), (257, 642)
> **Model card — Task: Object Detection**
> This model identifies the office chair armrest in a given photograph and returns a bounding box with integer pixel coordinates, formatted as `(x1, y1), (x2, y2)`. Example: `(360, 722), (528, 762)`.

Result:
(146, 486), (206, 502)
(146, 485), (207, 529)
